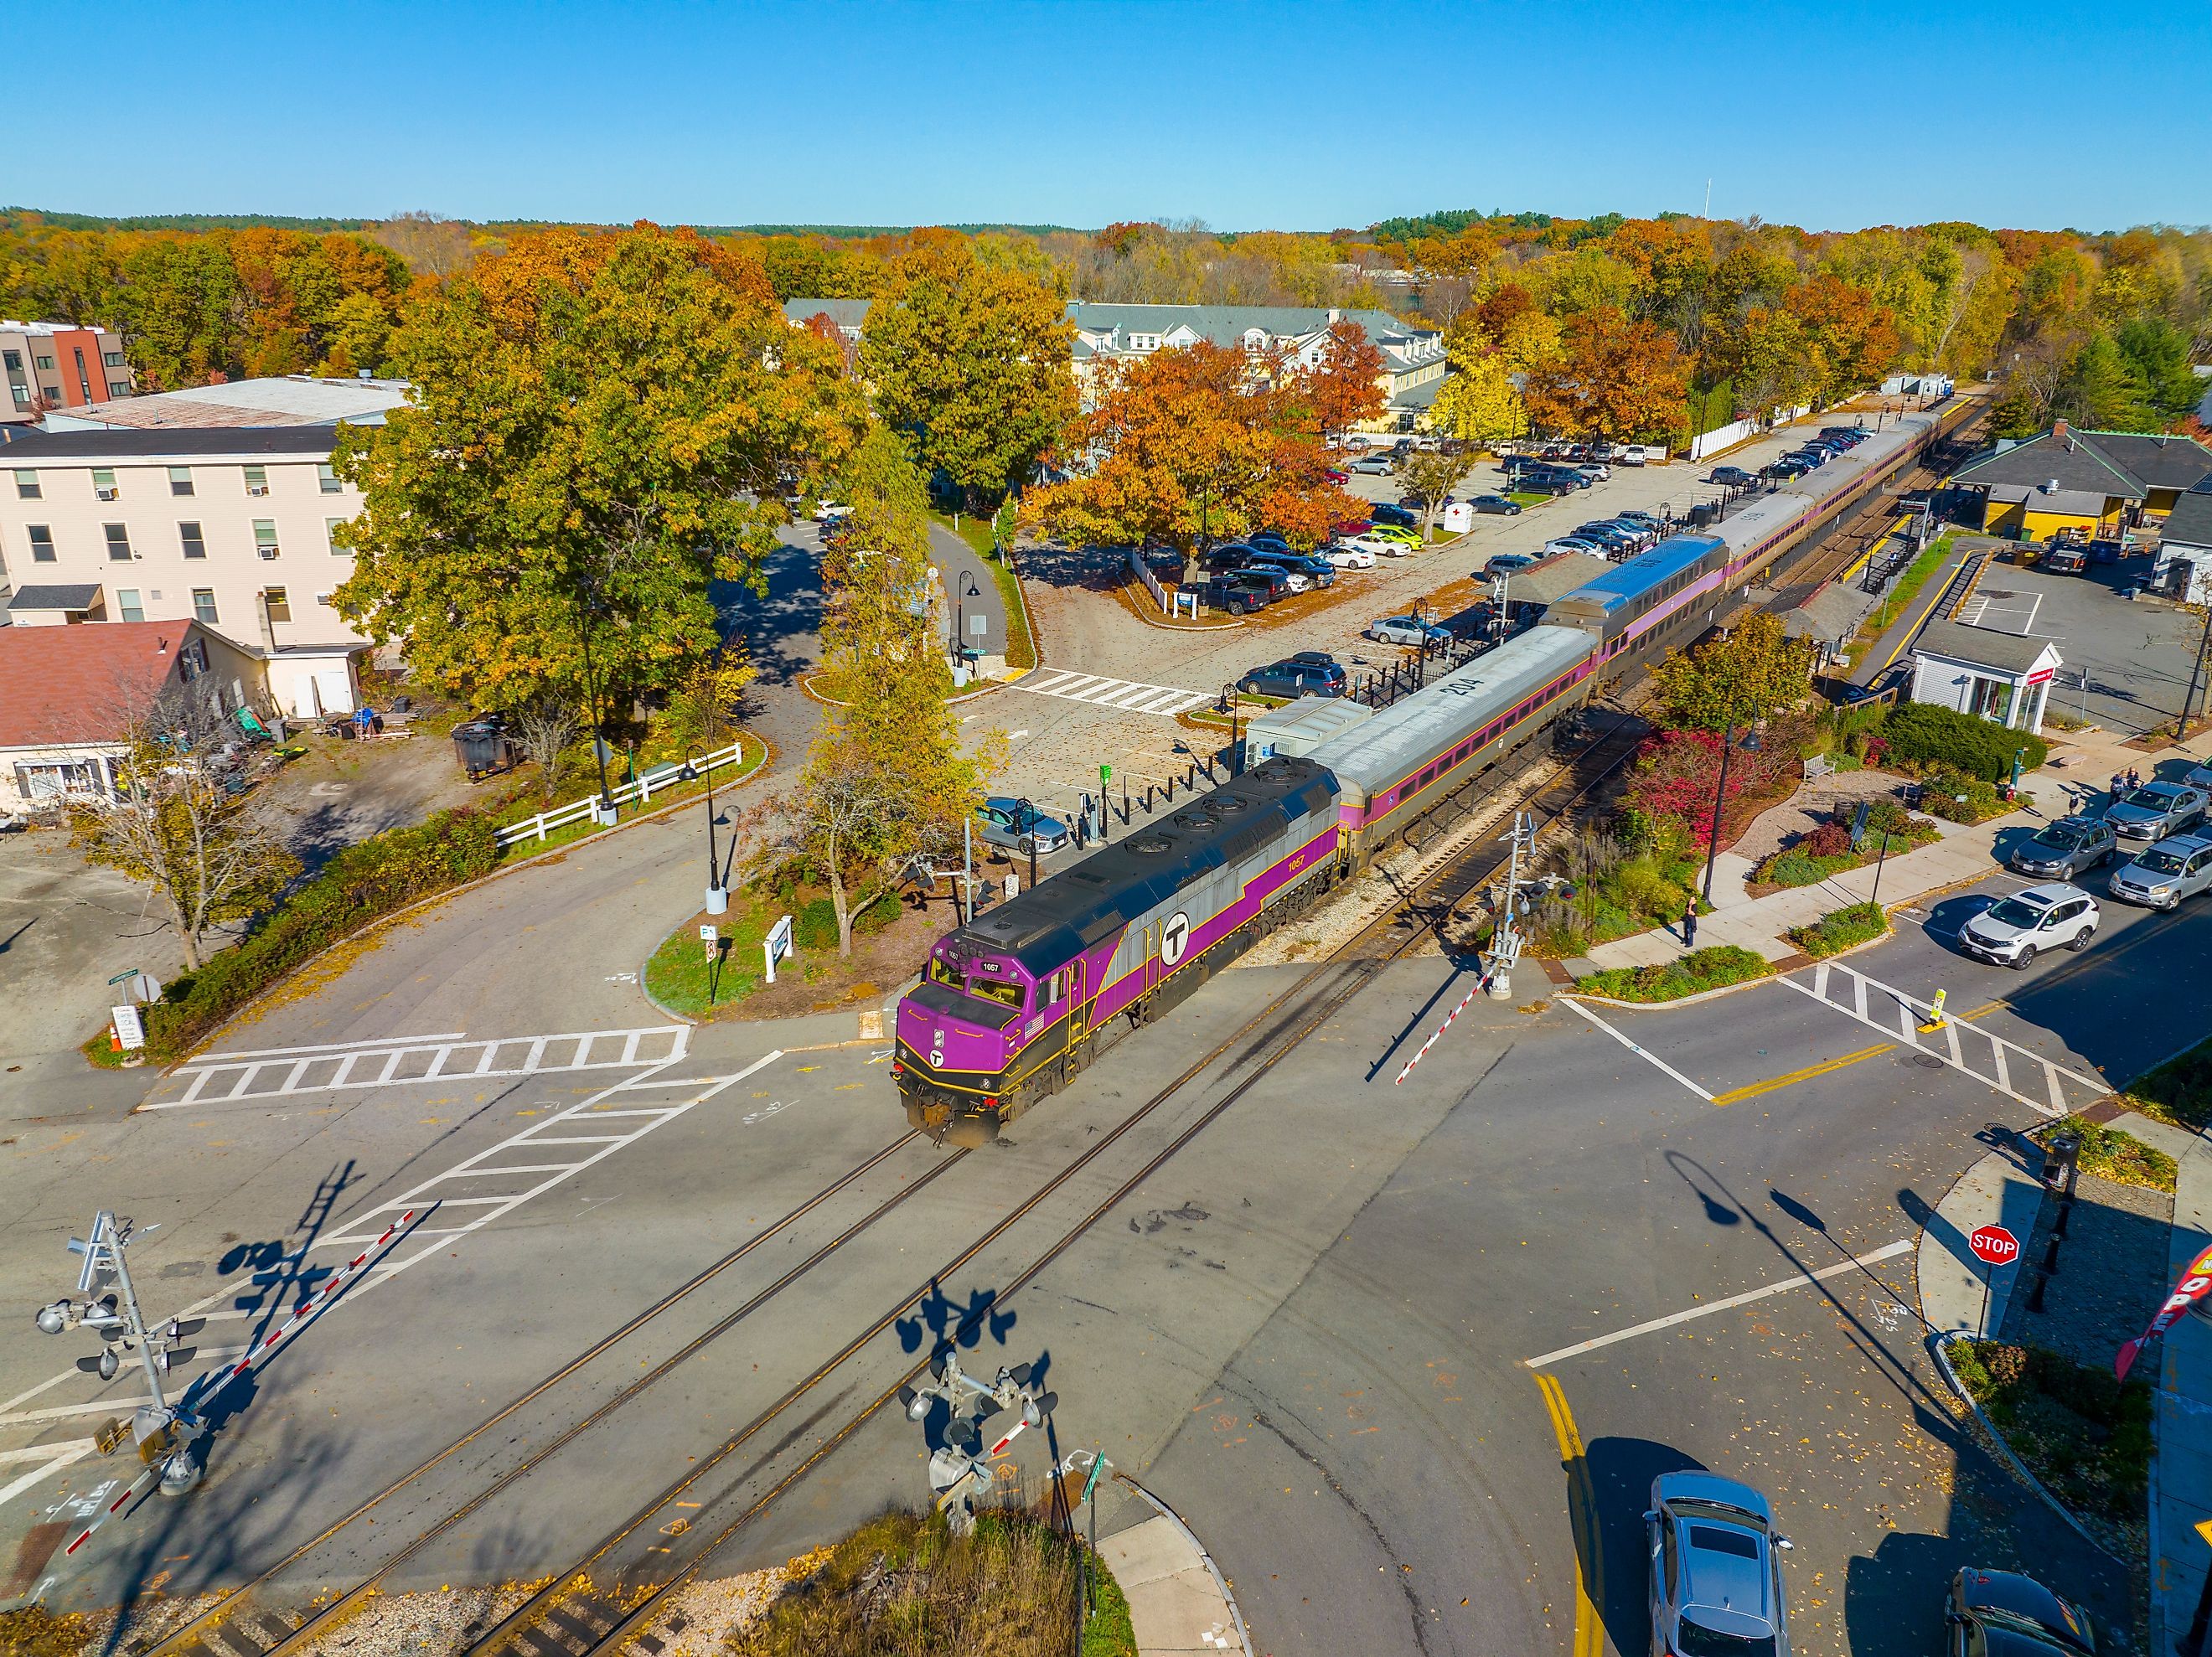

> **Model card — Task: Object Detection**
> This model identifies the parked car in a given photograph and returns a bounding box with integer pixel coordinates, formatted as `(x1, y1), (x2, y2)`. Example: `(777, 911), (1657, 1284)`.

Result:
(1196, 571), (1277, 614)
(1346, 453), (1396, 475)
(1467, 493), (1522, 515)
(1763, 459), (1814, 482)
(1238, 657), (1348, 699)
(1542, 467), (1594, 490)
(1572, 462), (1612, 482)
(1367, 523), (1424, 548)
(2110, 834), (2212, 910)
(1341, 532), (1407, 560)
(1366, 614), (1452, 648)
(1517, 472), (1582, 497)
(1614, 509), (1663, 531)
(1323, 467), (1350, 485)
(2008, 815), (2116, 880)
(1956, 882), (2100, 968)
(2108, 780), (2209, 843)
(1708, 465), (1760, 487)
(1576, 522), (1644, 552)
(1247, 529), (1291, 550)
(974, 798), (1069, 856)
(1369, 502), (1419, 529)
(1485, 552), (1539, 577)
(1541, 536), (1609, 558)
(1646, 1473), (1792, 1657)
(1821, 426), (1868, 444)
(1780, 449), (1830, 469)
(1320, 541), (1377, 569)
(1947, 1567), (2095, 1657)
(1203, 540), (1265, 570)
(1248, 548), (1335, 588)
(2185, 759), (2212, 792)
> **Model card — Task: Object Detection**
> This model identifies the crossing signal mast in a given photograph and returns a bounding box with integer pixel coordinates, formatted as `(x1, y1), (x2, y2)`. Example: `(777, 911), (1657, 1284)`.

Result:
(34, 1212), (207, 1499)
(899, 1350), (1057, 1535)
(1487, 810), (1537, 1001)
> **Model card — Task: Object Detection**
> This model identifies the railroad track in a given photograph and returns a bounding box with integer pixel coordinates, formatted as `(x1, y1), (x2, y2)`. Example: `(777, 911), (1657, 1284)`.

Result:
(131, 706), (1649, 1657)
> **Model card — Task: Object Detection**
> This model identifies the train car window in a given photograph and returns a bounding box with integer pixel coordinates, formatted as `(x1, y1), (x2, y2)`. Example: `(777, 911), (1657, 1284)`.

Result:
(966, 976), (1024, 1009)
(1455, 741), (1473, 763)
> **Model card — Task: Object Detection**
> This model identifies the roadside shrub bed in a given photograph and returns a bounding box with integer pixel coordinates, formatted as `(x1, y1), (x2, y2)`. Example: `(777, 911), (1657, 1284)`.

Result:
(1576, 944), (1772, 1003)
(726, 1507), (1134, 1657)
(2031, 1117), (2177, 1192)
(1526, 820), (1705, 956)
(1881, 702), (2049, 782)
(1917, 765), (2009, 823)
(2123, 1035), (2212, 1131)
(1787, 902), (1888, 958)
(1755, 801), (1941, 887)
(1951, 1340), (2153, 1522)
(143, 808), (499, 1061)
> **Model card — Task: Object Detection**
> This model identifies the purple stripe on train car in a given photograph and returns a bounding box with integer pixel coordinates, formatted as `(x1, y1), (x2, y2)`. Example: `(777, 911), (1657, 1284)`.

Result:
(1087, 825), (1339, 1026)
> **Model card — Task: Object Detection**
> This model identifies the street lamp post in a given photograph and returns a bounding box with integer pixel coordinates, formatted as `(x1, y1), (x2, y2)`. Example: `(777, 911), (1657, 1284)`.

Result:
(1219, 683), (1243, 774)
(953, 573), (980, 678)
(1014, 795), (1040, 892)
(678, 749), (726, 915)
(1699, 711), (1759, 908)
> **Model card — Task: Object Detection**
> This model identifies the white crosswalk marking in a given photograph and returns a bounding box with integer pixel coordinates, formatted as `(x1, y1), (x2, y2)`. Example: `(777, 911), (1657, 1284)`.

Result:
(152, 1025), (690, 1109)
(1011, 668), (1212, 717)
(1782, 961), (2106, 1118)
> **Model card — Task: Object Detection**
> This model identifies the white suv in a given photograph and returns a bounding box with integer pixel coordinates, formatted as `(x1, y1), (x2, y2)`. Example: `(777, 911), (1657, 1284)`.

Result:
(1956, 882), (2099, 968)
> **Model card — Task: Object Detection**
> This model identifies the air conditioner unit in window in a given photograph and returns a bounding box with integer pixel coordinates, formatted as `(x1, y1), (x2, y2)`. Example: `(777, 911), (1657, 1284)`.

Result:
(313, 592), (333, 606)
(258, 545), (281, 560)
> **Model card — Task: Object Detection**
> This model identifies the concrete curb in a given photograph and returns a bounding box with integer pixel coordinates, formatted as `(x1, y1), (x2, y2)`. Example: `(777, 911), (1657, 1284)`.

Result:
(1926, 1329), (2122, 1561)
(1110, 1473), (1253, 1657)
(148, 731), (774, 1075)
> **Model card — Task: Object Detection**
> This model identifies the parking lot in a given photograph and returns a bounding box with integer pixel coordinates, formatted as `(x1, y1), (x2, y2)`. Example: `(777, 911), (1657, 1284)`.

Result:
(984, 413), (1902, 845)
(1972, 557), (2209, 736)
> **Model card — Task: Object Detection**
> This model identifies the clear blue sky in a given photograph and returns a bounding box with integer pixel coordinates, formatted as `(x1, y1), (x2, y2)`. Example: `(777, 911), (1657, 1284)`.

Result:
(18, 0), (2209, 234)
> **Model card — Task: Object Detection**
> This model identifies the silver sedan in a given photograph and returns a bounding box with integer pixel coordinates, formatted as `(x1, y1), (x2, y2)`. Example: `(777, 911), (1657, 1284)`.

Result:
(2110, 834), (2212, 910)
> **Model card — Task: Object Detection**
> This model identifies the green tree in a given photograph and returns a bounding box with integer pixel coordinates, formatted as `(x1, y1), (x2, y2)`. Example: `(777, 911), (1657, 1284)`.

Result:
(2050, 333), (2151, 430)
(1424, 319), (1527, 448)
(1393, 443), (1470, 542)
(859, 231), (1075, 513)
(333, 225), (863, 720)
(1651, 611), (1816, 732)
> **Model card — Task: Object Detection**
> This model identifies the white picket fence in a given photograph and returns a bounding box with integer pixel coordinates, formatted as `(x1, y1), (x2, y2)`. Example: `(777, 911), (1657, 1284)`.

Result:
(494, 736), (750, 849)
(1128, 546), (1171, 614)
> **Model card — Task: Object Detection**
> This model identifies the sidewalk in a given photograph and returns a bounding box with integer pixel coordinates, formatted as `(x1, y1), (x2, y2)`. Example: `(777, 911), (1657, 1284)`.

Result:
(1098, 1478), (1252, 1655)
(2153, 1119), (2212, 1657)
(1584, 722), (2212, 972)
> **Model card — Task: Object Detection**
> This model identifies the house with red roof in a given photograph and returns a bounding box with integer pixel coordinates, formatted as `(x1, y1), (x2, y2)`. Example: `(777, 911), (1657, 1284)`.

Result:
(0, 619), (261, 812)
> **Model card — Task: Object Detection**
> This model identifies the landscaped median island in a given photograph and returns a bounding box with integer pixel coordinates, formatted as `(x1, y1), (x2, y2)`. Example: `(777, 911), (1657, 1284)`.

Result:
(1755, 802), (1940, 889)
(2032, 1116), (2178, 1193)
(1947, 1340), (2153, 1545)
(1786, 901), (1889, 959)
(1574, 944), (1772, 1003)
(643, 878), (922, 1020)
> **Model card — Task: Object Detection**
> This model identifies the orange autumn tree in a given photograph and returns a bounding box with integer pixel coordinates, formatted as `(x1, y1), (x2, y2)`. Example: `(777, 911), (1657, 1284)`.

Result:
(1295, 317), (1388, 442)
(1523, 304), (1689, 441)
(1024, 340), (1357, 582)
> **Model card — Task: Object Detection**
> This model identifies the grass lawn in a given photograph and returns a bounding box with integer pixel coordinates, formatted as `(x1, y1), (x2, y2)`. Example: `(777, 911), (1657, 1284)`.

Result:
(1507, 492), (1555, 508)
(2120, 1034), (2212, 1131)
(2033, 1117), (2177, 1192)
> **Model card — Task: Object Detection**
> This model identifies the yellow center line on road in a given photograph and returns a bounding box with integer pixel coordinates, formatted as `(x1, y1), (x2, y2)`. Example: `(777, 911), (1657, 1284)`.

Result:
(1708, 999), (2012, 1106)
(1534, 1372), (1603, 1657)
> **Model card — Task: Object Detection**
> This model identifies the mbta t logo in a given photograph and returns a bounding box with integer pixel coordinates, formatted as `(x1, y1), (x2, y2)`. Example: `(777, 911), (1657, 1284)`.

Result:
(1160, 911), (1191, 968)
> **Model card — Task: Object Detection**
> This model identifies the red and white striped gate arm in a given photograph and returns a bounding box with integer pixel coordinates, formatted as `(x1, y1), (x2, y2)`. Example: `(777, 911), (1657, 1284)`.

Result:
(1393, 978), (1486, 1086)
(188, 1209), (416, 1405)
(55, 1209), (416, 1565)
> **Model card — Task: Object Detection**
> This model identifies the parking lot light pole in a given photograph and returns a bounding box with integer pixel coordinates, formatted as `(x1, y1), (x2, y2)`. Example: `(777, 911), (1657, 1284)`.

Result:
(1700, 711), (1759, 908)
(1015, 795), (1040, 891)
(1218, 684), (1243, 774)
(677, 749), (726, 915)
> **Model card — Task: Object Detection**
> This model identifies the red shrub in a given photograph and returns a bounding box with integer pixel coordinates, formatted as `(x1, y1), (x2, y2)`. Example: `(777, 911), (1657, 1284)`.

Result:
(1800, 820), (1853, 858)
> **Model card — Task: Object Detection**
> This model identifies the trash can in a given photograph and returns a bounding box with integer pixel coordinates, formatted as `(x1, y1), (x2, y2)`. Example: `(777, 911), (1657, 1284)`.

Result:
(452, 721), (506, 781)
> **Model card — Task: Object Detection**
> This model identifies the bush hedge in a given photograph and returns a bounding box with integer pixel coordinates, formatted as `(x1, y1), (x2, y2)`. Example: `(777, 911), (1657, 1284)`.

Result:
(1880, 702), (2048, 783)
(1951, 1340), (2153, 1521)
(144, 808), (499, 1061)
(1787, 902), (1888, 958)
(1577, 944), (1772, 1003)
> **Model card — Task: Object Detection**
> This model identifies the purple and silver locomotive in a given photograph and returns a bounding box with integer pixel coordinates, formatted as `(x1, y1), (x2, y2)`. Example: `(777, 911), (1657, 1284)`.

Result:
(894, 756), (1344, 1143)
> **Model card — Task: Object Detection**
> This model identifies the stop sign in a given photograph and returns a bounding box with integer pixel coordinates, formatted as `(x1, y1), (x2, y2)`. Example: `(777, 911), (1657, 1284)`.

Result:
(1969, 1225), (2020, 1266)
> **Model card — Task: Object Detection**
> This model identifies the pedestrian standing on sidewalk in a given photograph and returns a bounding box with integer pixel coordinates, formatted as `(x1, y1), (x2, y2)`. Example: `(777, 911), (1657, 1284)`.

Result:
(2111, 770), (2127, 806)
(1682, 896), (1698, 948)
(2128, 767), (2142, 795)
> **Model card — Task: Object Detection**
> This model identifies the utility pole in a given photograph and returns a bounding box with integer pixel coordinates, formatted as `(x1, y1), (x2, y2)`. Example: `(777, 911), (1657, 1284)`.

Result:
(2175, 596), (2212, 743)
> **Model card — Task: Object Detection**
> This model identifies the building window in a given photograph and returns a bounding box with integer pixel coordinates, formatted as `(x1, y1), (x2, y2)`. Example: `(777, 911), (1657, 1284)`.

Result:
(192, 587), (219, 625)
(179, 637), (208, 679)
(244, 465), (270, 497)
(254, 519), (279, 559)
(14, 469), (39, 500)
(116, 588), (144, 623)
(168, 466), (194, 497)
(27, 525), (55, 562)
(263, 586), (292, 624)
(317, 462), (342, 494)
(108, 381), (130, 399)
(102, 351), (125, 367)
(92, 467), (119, 502)
(40, 385), (59, 402)
(2, 351), (18, 370)
(179, 522), (206, 559)
(8, 385), (26, 408)
(34, 354), (54, 370)
(104, 524), (132, 561)
(326, 516), (349, 554)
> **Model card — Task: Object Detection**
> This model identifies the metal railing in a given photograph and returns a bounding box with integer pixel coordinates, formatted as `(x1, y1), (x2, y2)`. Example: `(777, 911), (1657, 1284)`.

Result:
(493, 736), (749, 849)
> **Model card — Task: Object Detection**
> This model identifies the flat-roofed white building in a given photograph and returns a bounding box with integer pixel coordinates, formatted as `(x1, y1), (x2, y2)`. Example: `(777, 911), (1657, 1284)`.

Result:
(43, 374), (411, 432)
(0, 425), (370, 717)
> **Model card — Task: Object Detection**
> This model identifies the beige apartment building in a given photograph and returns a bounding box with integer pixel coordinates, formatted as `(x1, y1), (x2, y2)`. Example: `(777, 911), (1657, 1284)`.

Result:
(0, 426), (370, 718)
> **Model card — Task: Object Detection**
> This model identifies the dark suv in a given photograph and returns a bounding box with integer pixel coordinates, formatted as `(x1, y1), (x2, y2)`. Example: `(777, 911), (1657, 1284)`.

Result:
(1238, 657), (1348, 699)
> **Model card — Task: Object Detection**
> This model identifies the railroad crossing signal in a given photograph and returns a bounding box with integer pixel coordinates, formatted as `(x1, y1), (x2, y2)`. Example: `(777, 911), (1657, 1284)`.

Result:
(898, 1348), (1056, 1536)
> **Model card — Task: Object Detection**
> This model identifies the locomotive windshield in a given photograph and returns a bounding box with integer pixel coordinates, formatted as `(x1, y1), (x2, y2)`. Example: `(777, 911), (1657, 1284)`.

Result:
(928, 952), (1027, 1010)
